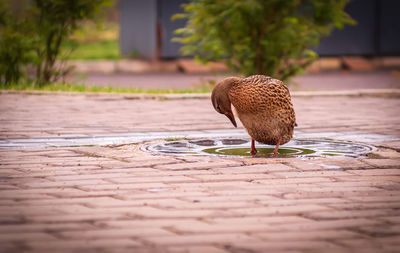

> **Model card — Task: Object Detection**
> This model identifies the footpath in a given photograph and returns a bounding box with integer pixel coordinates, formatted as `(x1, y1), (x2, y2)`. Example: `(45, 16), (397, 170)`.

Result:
(1, 71), (400, 252)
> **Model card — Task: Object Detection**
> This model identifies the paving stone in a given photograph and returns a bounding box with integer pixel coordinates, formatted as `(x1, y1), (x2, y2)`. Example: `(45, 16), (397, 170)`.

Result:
(254, 176), (336, 185)
(319, 57), (342, 70)
(316, 180), (400, 188)
(334, 175), (400, 183)
(158, 200), (254, 210)
(370, 148), (400, 159)
(189, 173), (277, 182)
(348, 168), (400, 176)
(255, 197), (351, 207)
(22, 179), (109, 188)
(165, 180), (259, 191)
(59, 227), (174, 239)
(346, 195), (400, 202)
(143, 233), (260, 246)
(87, 198), (191, 209)
(180, 194), (281, 203)
(28, 238), (142, 250)
(78, 182), (171, 191)
(211, 163), (297, 173)
(230, 240), (346, 252)
(253, 229), (364, 241)
(167, 246), (230, 253)
(1, 92), (400, 252)
(154, 161), (242, 171)
(357, 224), (400, 237)
(169, 221), (293, 234)
(283, 189), (390, 199)
(0, 222), (97, 234)
(328, 201), (400, 210)
(115, 189), (210, 200)
(342, 56), (374, 71)
(122, 169), (216, 177)
(271, 170), (354, 178)
(17, 196), (127, 206)
(0, 192), (55, 200)
(107, 175), (198, 184)
(206, 215), (312, 226)
(380, 216), (400, 224)
(190, 187), (285, 196)
(0, 188), (87, 195)
(27, 213), (133, 223)
(0, 232), (58, 241)
(98, 218), (212, 229)
(376, 235), (400, 245)
(261, 218), (384, 232)
(123, 206), (230, 219)
(333, 238), (383, 252)
(304, 209), (398, 220)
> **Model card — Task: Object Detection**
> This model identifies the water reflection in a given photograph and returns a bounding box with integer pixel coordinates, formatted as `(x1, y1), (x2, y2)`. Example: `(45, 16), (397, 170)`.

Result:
(144, 138), (376, 158)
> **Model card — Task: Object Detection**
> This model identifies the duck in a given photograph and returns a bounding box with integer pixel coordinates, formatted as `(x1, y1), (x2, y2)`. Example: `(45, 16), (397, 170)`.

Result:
(211, 75), (296, 156)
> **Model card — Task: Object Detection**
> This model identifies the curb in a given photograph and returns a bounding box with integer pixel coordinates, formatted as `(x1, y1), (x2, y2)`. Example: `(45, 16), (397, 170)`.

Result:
(292, 89), (400, 97)
(1, 89), (400, 100)
(66, 57), (400, 74)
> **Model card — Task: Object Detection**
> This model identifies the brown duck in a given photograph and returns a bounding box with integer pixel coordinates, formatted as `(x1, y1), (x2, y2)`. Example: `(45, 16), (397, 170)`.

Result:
(211, 75), (296, 156)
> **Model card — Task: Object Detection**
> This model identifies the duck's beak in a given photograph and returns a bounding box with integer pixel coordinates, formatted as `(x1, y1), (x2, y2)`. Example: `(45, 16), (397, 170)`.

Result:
(225, 111), (237, 128)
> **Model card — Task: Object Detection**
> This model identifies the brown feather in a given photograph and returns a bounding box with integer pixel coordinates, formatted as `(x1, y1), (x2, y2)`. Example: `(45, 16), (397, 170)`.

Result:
(212, 75), (296, 146)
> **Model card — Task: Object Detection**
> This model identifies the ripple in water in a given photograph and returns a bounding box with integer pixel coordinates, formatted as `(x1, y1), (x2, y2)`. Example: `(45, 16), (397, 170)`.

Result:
(144, 138), (376, 158)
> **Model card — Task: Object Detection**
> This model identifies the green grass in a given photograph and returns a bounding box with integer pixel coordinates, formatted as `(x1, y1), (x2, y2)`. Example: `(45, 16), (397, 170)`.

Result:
(1, 22), (216, 94)
(61, 22), (121, 61)
(63, 39), (121, 60)
(0, 82), (213, 94)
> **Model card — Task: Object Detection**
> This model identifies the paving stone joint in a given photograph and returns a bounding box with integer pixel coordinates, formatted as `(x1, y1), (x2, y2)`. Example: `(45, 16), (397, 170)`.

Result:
(0, 87), (399, 252)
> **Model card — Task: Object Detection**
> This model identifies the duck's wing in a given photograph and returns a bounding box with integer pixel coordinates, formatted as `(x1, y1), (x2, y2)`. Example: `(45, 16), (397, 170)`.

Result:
(229, 75), (291, 112)
(230, 75), (296, 128)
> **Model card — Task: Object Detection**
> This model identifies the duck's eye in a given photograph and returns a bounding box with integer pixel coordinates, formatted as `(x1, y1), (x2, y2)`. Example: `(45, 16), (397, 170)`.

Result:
(216, 105), (221, 112)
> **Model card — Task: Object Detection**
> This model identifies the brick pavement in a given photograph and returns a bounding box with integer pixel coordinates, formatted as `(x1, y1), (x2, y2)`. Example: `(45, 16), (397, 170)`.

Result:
(0, 90), (400, 252)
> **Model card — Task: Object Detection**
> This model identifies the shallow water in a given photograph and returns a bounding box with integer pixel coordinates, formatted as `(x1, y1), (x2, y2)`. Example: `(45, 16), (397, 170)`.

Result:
(202, 147), (316, 158)
(144, 138), (376, 158)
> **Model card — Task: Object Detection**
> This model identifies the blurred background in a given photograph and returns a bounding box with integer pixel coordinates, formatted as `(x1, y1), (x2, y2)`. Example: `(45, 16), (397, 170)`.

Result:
(1, 0), (400, 91)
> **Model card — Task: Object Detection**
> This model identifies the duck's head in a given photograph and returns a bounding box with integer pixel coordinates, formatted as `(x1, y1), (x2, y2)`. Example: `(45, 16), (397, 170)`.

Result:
(211, 77), (241, 128)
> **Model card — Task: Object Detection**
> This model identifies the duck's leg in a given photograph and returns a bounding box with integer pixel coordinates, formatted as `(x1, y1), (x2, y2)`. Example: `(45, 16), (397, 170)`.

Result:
(250, 138), (257, 156)
(273, 136), (282, 156)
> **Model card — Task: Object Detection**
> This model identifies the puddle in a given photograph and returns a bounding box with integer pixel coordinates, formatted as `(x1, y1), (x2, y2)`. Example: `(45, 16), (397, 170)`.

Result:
(1, 129), (391, 153)
(202, 147), (315, 158)
(143, 138), (376, 158)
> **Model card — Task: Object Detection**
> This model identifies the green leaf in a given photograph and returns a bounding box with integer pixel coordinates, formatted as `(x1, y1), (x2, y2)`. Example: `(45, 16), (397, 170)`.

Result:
(171, 0), (355, 82)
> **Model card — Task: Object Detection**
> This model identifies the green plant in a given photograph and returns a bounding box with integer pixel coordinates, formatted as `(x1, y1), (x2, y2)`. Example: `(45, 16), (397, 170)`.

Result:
(33, 0), (111, 86)
(0, 81), (214, 94)
(173, 0), (355, 82)
(129, 49), (139, 59)
(0, 0), (111, 87)
(60, 22), (120, 61)
(0, 1), (34, 85)
(62, 39), (120, 60)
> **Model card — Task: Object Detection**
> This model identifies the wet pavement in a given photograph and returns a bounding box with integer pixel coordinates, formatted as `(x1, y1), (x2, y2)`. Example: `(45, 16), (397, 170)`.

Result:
(1, 85), (400, 252)
(144, 136), (377, 158)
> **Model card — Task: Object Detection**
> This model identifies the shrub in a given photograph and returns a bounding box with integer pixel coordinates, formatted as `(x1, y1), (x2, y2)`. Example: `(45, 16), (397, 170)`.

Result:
(0, 1), (34, 85)
(0, 0), (111, 87)
(173, 0), (355, 82)
(33, 0), (111, 86)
